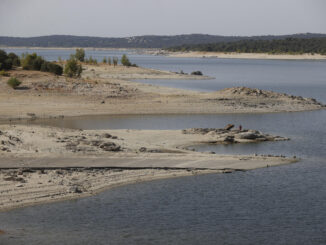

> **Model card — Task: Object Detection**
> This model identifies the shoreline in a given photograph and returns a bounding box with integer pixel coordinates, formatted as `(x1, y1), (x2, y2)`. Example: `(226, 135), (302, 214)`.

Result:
(2, 46), (326, 60)
(0, 124), (297, 212)
(0, 167), (220, 212)
(0, 66), (324, 121)
(0, 63), (320, 213)
(160, 51), (326, 60)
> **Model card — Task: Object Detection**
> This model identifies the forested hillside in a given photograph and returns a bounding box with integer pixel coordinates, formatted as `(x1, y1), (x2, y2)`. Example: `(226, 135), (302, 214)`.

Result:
(166, 37), (326, 54)
(0, 33), (326, 48)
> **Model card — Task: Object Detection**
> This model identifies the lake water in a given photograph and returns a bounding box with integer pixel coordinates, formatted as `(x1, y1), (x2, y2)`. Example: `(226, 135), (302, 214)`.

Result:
(1, 49), (326, 244)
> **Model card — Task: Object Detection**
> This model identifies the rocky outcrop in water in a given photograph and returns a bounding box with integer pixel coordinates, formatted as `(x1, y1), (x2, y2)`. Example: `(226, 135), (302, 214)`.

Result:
(182, 128), (289, 143)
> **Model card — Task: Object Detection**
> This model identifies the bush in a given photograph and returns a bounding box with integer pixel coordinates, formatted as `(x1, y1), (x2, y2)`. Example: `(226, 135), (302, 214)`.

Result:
(113, 57), (119, 66)
(191, 71), (203, 76)
(21, 53), (63, 75)
(40, 62), (63, 75)
(75, 48), (85, 62)
(8, 53), (20, 66)
(0, 50), (13, 70)
(0, 70), (10, 76)
(7, 77), (21, 89)
(64, 57), (82, 78)
(21, 53), (42, 70)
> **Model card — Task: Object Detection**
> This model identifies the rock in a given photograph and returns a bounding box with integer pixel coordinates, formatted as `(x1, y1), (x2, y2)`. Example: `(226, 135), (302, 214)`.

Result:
(69, 186), (83, 193)
(223, 135), (235, 143)
(100, 142), (121, 151)
(90, 140), (102, 146)
(139, 147), (147, 152)
(26, 113), (36, 117)
(102, 133), (112, 138)
(224, 124), (234, 130)
(236, 132), (261, 140)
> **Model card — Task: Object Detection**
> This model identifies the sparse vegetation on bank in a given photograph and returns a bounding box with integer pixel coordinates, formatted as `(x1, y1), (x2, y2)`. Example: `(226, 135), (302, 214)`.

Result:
(64, 56), (82, 78)
(0, 50), (20, 70)
(75, 48), (85, 62)
(7, 77), (21, 89)
(21, 53), (63, 75)
(121, 54), (137, 67)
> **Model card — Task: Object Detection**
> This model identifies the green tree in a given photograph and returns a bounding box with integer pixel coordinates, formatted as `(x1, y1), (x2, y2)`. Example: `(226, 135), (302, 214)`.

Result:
(64, 56), (82, 78)
(102, 57), (107, 64)
(75, 48), (85, 62)
(8, 53), (20, 66)
(113, 57), (118, 67)
(121, 54), (132, 66)
(107, 57), (111, 66)
(0, 50), (13, 70)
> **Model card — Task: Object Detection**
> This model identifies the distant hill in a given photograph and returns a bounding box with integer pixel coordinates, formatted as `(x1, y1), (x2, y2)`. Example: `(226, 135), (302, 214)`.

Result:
(1, 33), (326, 48)
(166, 37), (326, 55)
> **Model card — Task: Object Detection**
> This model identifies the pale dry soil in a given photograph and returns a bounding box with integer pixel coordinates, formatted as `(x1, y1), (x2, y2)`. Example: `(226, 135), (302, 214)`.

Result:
(0, 64), (321, 213)
(156, 50), (326, 60)
(0, 124), (296, 211)
(0, 64), (324, 121)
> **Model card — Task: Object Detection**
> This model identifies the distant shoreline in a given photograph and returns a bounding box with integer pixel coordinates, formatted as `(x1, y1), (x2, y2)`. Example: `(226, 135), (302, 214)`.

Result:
(162, 51), (326, 60)
(0, 46), (153, 51)
(1, 47), (326, 60)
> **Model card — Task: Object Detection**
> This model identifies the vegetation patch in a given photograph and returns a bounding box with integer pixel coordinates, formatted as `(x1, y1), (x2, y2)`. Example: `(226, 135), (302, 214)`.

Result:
(7, 77), (22, 89)
(64, 56), (82, 78)
(21, 53), (63, 75)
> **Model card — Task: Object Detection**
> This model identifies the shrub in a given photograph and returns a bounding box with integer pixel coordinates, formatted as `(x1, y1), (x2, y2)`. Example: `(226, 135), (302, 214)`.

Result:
(0, 50), (13, 70)
(102, 57), (107, 63)
(47, 62), (63, 75)
(21, 53), (62, 75)
(64, 57), (82, 78)
(8, 53), (20, 66)
(75, 48), (85, 62)
(7, 77), (21, 89)
(191, 71), (203, 76)
(113, 57), (119, 66)
(21, 53), (42, 70)
(0, 70), (10, 76)
(40, 62), (63, 75)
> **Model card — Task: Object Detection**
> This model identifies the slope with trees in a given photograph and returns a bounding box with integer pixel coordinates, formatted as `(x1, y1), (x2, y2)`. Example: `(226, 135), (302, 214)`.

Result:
(166, 38), (326, 55)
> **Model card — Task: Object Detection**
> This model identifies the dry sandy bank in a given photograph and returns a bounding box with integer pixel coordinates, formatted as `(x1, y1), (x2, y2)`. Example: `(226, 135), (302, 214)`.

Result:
(0, 65), (324, 122)
(0, 124), (296, 211)
(161, 51), (326, 60)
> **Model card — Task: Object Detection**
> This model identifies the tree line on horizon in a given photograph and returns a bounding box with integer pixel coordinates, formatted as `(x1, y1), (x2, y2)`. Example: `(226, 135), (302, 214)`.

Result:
(1, 33), (326, 49)
(165, 38), (326, 55)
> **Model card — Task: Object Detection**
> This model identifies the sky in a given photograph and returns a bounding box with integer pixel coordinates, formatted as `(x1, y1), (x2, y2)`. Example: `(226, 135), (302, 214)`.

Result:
(1, 0), (326, 37)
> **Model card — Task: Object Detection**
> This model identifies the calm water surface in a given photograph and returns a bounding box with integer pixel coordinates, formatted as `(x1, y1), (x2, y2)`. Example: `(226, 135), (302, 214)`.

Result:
(1, 49), (326, 244)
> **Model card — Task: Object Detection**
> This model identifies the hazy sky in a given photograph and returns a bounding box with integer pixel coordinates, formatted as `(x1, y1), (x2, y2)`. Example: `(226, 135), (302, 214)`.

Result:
(1, 0), (325, 37)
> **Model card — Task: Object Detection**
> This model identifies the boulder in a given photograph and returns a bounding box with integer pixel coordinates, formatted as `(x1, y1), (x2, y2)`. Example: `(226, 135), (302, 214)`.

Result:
(236, 132), (261, 140)
(100, 142), (121, 151)
(224, 124), (234, 130)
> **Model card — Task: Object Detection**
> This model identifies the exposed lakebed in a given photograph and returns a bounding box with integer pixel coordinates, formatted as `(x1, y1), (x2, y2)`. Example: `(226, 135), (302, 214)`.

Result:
(1, 50), (326, 244)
